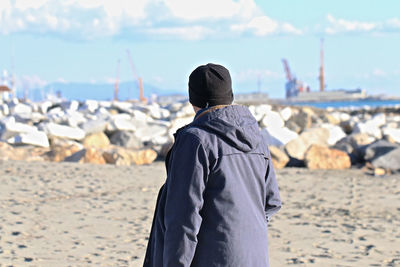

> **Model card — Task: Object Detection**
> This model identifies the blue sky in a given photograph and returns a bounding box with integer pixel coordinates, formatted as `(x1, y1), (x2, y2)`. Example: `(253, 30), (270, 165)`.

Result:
(0, 0), (399, 99)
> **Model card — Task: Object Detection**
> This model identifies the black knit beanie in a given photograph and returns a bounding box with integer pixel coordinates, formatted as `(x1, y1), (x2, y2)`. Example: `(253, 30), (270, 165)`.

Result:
(188, 63), (234, 108)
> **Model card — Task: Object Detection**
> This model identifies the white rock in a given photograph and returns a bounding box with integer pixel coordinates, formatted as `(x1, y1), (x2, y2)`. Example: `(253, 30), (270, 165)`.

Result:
(248, 105), (263, 122)
(382, 127), (400, 143)
(65, 111), (87, 128)
(15, 112), (46, 124)
(135, 122), (169, 145)
(81, 119), (108, 135)
(112, 101), (134, 111)
(11, 103), (32, 114)
(80, 100), (99, 113)
(353, 121), (382, 139)
(132, 109), (151, 122)
(279, 107), (292, 121)
(321, 123), (347, 146)
(330, 111), (351, 122)
(39, 101), (53, 114)
(41, 122), (85, 140)
(61, 100), (80, 112)
(0, 117), (38, 140)
(254, 104), (272, 118)
(0, 104), (9, 116)
(8, 131), (49, 147)
(370, 113), (386, 127)
(96, 107), (111, 117)
(146, 103), (170, 120)
(99, 101), (112, 108)
(262, 127), (298, 147)
(107, 114), (136, 132)
(260, 111), (285, 129)
(167, 102), (184, 112)
(174, 102), (195, 118)
(169, 116), (193, 139)
(48, 106), (64, 116)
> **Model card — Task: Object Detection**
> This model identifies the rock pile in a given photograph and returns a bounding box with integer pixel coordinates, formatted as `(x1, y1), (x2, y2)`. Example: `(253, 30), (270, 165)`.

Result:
(1, 97), (399, 172)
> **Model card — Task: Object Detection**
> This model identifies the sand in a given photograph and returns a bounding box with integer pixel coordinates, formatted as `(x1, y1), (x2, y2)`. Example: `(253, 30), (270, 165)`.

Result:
(0, 160), (399, 267)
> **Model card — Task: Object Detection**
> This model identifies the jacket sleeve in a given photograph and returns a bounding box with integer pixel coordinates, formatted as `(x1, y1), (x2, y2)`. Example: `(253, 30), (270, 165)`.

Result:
(265, 148), (282, 221)
(163, 133), (208, 267)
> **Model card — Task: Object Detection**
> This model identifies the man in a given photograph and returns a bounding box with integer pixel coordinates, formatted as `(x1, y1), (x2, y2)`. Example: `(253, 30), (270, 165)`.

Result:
(144, 63), (281, 267)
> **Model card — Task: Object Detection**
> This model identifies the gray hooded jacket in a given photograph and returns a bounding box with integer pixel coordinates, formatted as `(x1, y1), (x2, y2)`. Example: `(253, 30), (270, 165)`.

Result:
(144, 105), (281, 267)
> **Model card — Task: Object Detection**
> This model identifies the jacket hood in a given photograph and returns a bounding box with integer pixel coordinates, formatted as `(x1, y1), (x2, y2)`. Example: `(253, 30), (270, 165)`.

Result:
(191, 105), (261, 152)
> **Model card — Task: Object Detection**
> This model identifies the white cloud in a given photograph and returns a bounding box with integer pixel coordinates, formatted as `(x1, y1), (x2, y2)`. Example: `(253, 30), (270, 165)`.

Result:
(0, 0), (301, 39)
(372, 68), (386, 77)
(325, 14), (400, 34)
(231, 16), (301, 36)
(147, 26), (214, 40)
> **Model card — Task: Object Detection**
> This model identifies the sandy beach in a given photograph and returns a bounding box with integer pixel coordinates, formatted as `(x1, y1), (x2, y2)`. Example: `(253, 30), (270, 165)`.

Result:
(0, 160), (399, 266)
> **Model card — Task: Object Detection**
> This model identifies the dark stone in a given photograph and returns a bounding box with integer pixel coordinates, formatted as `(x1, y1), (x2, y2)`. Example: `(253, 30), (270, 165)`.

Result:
(371, 147), (400, 171)
(286, 157), (305, 167)
(364, 140), (400, 161)
(109, 131), (143, 149)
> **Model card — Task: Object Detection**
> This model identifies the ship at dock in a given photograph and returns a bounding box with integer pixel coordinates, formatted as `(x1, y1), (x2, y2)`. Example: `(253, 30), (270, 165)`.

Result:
(282, 39), (369, 103)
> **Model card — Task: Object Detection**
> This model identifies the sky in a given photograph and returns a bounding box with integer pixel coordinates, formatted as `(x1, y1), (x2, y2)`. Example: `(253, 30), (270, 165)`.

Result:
(0, 0), (399, 99)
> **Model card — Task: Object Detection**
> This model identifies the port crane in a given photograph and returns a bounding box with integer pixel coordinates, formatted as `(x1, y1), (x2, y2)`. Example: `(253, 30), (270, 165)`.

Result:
(126, 49), (146, 103)
(114, 59), (120, 101)
(281, 58), (307, 98)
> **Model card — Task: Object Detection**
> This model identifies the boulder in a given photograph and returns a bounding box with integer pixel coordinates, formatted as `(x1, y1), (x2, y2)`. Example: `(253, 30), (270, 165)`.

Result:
(371, 147), (400, 171)
(1, 103), (10, 116)
(0, 117), (39, 140)
(364, 140), (400, 162)
(41, 122), (85, 141)
(353, 121), (382, 139)
(14, 112), (46, 124)
(80, 100), (99, 113)
(146, 103), (171, 120)
(382, 128), (400, 144)
(39, 100), (53, 114)
(103, 147), (157, 166)
(81, 119), (108, 135)
(269, 146), (289, 169)
(60, 100), (80, 112)
(82, 132), (110, 149)
(45, 144), (82, 162)
(65, 111), (87, 128)
(279, 107), (292, 121)
(287, 110), (312, 132)
(110, 131), (143, 149)
(106, 114), (136, 132)
(11, 103), (32, 114)
(7, 131), (50, 147)
(260, 111), (284, 129)
(321, 113), (340, 125)
(285, 120), (301, 133)
(134, 122), (169, 145)
(321, 124), (347, 146)
(64, 147), (106, 164)
(330, 111), (351, 123)
(168, 116), (194, 139)
(284, 128), (330, 160)
(305, 144), (351, 170)
(261, 127), (298, 147)
(333, 133), (376, 164)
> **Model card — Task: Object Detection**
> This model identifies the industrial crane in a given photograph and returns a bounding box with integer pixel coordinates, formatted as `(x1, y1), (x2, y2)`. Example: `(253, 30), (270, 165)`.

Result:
(281, 58), (306, 98)
(126, 49), (146, 103)
(114, 59), (120, 101)
(319, 38), (325, 92)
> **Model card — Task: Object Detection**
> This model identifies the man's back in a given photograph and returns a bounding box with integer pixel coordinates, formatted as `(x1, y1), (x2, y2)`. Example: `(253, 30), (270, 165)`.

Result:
(162, 105), (281, 266)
